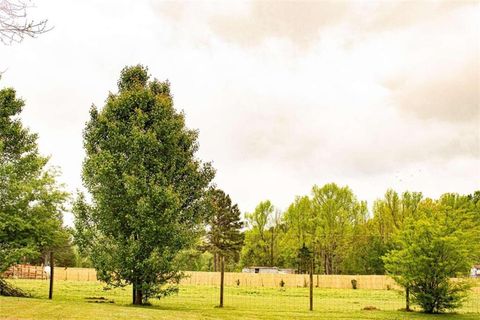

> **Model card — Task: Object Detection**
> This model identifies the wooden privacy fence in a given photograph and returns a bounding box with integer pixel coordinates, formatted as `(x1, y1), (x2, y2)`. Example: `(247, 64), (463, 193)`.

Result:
(182, 272), (401, 290)
(5, 267), (480, 292)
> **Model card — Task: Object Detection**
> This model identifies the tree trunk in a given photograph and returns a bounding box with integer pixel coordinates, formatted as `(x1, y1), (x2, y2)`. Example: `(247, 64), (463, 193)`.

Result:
(324, 253), (328, 275)
(270, 231), (274, 266)
(134, 287), (143, 305)
(132, 283), (136, 304)
(213, 253), (217, 272)
(219, 255), (225, 308)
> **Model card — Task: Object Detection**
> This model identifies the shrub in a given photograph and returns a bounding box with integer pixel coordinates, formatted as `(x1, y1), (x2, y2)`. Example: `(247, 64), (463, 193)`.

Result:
(351, 279), (357, 289)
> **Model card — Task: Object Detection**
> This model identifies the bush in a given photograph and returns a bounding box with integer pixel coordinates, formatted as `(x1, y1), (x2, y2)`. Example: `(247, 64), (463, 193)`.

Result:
(351, 279), (357, 289)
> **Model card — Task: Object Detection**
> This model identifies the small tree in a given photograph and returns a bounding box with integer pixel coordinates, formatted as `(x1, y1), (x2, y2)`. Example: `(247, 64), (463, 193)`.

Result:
(383, 217), (473, 313)
(204, 188), (244, 307)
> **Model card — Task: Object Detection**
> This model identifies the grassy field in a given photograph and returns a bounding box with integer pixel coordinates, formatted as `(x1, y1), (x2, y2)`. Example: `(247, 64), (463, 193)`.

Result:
(0, 280), (479, 320)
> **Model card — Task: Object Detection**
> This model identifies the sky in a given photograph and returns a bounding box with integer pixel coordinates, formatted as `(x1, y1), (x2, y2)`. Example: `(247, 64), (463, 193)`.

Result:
(1, 0), (479, 225)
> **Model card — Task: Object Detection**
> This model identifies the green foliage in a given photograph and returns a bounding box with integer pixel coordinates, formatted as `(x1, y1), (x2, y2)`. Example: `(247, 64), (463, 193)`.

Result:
(241, 200), (283, 267)
(51, 233), (77, 267)
(309, 183), (367, 274)
(297, 243), (313, 274)
(240, 183), (479, 286)
(27, 231), (77, 267)
(340, 226), (390, 275)
(383, 200), (476, 313)
(281, 196), (314, 272)
(73, 65), (214, 304)
(204, 188), (244, 266)
(73, 245), (93, 268)
(174, 249), (213, 272)
(0, 87), (68, 276)
(372, 190), (423, 242)
(343, 190), (425, 275)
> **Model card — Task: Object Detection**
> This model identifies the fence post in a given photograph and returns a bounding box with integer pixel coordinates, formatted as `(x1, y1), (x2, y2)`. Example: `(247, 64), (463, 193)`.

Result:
(219, 255), (224, 308)
(309, 259), (313, 311)
(49, 251), (54, 299)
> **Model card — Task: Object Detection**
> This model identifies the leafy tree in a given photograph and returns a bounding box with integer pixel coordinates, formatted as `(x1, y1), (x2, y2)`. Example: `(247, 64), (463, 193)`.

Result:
(73, 65), (214, 305)
(50, 233), (76, 267)
(0, 86), (68, 294)
(310, 183), (367, 274)
(203, 188), (244, 307)
(340, 222), (387, 275)
(72, 245), (93, 268)
(357, 190), (424, 274)
(372, 190), (422, 241)
(384, 200), (476, 313)
(28, 231), (76, 267)
(281, 196), (314, 272)
(241, 200), (282, 267)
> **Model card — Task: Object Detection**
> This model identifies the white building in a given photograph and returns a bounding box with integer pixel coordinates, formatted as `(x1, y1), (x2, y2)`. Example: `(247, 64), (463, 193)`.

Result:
(242, 266), (295, 274)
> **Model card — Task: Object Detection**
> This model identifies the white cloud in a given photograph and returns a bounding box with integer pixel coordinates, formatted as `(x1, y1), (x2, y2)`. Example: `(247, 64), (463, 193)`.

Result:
(0, 0), (478, 225)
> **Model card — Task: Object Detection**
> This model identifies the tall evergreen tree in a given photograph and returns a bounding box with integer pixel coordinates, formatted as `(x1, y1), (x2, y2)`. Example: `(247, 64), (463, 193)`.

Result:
(204, 188), (244, 307)
(74, 65), (214, 304)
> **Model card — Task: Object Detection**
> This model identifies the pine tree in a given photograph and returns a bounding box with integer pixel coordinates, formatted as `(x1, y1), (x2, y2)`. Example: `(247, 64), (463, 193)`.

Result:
(204, 188), (244, 307)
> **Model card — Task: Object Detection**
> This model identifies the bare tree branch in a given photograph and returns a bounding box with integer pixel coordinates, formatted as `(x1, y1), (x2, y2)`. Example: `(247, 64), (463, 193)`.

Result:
(0, 0), (51, 44)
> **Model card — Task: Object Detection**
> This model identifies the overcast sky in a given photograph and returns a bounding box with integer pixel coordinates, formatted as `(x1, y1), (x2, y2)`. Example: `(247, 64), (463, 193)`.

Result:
(1, 0), (479, 224)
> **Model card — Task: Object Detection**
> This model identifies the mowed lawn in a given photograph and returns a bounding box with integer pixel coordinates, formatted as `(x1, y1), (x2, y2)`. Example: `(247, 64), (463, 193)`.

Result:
(1, 280), (479, 320)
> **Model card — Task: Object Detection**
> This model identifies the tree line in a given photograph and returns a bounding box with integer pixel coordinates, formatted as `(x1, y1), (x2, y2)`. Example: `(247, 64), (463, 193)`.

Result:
(233, 187), (480, 276)
(1, 65), (479, 313)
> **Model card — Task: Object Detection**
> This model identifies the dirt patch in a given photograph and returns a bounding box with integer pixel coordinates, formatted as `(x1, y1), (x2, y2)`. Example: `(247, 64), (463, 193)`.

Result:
(85, 296), (114, 304)
(363, 306), (379, 311)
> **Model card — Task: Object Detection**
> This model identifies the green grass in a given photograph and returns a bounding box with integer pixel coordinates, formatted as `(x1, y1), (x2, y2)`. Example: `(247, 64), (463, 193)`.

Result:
(0, 279), (479, 320)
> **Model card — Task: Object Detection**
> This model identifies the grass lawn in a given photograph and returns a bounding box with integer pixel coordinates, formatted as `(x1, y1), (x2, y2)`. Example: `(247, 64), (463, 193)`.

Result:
(0, 279), (479, 320)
